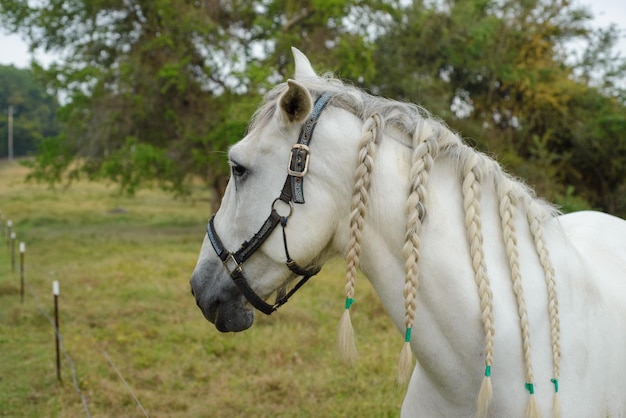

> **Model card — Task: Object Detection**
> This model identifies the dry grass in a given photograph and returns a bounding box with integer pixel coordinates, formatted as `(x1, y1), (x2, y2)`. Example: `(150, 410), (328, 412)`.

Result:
(0, 160), (403, 417)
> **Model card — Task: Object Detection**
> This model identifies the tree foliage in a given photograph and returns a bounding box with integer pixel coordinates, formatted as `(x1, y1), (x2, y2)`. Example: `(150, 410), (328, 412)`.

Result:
(373, 0), (626, 215)
(0, 65), (59, 158)
(1, 0), (625, 216)
(0, 0), (390, 204)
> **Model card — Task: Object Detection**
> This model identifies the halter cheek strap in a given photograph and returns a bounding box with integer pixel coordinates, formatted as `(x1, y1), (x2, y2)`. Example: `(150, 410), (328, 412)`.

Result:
(207, 92), (332, 315)
(281, 91), (334, 204)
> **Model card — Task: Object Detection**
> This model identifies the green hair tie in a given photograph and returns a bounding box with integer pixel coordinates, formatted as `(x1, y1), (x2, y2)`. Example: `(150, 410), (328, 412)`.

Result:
(525, 382), (535, 395)
(404, 327), (412, 343)
(484, 365), (491, 377)
(344, 298), (355, 310)
(551, 378), (559, 393)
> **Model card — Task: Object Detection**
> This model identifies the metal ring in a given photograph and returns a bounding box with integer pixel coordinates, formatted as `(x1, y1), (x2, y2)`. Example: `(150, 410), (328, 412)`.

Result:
(272, 198), (293, 218)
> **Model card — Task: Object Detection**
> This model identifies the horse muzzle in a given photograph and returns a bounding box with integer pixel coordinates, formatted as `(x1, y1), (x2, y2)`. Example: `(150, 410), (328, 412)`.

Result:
(190, 268), (254, 332)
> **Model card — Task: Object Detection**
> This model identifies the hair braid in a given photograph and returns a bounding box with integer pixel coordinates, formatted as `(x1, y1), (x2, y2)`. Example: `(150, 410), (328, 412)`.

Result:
(528, 205), (561, 418)
(258, 79), (565, 416)
(461, 153), (495, 418)
(397, 123), (438, 383)
(497, 181), (540, 418)
(337, 114), (381, 365)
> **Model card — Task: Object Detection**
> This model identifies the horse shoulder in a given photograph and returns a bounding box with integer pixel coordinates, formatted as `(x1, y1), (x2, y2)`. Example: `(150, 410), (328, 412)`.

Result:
(556, 211), (626, 292)
(550, 210), (626, 415)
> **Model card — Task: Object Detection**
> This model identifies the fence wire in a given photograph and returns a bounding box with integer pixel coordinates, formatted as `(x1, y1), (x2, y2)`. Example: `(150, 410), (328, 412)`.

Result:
(102, 350), (150, 417)
(2, 212), (150, 418)
(23, 279), (92, 417)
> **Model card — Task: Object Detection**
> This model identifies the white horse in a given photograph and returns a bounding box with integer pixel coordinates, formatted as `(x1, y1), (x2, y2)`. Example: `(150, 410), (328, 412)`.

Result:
(190, 48), (626, 417)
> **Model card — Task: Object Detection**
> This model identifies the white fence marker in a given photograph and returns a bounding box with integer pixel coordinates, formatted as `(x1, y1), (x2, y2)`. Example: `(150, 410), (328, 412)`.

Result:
(10, 231), (16, 273)
(20, 242), (25, 303)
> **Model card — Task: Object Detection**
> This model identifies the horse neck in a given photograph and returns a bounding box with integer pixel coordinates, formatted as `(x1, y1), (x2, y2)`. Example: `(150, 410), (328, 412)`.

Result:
(357, 140), (479, 332)
(339, 116), (470, 327)
(346, 136), (497, 401)
(346, 117), (564, 402)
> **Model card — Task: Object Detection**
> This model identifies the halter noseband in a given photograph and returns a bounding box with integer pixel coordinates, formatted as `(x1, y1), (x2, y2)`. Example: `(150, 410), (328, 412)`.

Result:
(206, 92), (333, 315)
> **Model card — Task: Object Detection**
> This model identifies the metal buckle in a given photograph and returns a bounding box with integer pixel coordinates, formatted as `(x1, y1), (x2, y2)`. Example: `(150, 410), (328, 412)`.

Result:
(223, 253), (242, 275)
(287, 144), (310, 177)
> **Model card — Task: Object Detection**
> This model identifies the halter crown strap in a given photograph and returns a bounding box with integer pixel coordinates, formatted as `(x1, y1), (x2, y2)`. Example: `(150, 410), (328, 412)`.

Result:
(282, 92), (333, 204)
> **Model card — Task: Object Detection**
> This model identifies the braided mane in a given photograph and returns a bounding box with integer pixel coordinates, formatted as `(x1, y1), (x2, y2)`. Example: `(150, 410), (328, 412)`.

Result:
(254, 75), (562, 418)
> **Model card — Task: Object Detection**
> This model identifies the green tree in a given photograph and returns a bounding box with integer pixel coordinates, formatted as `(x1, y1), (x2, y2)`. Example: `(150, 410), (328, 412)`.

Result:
(0, 65), (59, 158)
(372, 0), (626, 216)
(0, 0), (390, 205)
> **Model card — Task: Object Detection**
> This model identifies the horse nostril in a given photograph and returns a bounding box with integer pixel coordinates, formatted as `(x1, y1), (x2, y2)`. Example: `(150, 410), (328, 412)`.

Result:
(190, 285), (195, 297)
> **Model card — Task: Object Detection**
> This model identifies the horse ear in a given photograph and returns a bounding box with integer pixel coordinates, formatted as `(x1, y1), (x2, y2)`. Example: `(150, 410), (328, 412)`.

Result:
(279, 79), (313, 124)
(292, 47), (318, 80)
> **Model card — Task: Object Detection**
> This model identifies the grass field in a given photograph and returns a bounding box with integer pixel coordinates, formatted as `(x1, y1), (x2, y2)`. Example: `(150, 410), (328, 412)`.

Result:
(0, 160), (403, 417)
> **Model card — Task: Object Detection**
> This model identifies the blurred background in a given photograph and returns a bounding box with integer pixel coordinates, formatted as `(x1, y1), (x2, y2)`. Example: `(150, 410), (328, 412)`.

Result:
(1, 0), (625, 216)
(1, 2), (625, 416)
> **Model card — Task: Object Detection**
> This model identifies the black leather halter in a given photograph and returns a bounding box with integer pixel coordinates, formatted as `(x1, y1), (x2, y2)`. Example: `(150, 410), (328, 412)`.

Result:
(207, 92), (333, 315)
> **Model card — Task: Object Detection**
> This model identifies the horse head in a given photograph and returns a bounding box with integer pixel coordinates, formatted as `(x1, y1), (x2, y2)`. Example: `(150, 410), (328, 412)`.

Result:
(190, 48), (360, 332)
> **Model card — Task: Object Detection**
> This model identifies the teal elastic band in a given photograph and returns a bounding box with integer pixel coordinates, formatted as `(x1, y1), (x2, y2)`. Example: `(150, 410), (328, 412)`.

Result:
(344, 298), (354, 310)
(484, 365), (491, 377)
(404, 327), (412, 343)
(551, 378), (559, 393)
(525, 382), (535, 395)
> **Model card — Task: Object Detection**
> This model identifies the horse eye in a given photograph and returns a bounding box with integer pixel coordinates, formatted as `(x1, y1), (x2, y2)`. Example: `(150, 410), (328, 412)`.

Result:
(231, 162), (248, 178)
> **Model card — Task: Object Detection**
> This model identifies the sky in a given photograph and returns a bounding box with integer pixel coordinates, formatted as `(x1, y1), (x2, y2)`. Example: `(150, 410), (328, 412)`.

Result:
(0, 0), (624, 68)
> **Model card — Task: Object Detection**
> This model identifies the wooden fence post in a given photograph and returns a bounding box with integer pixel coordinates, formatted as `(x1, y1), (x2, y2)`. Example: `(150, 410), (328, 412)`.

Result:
(53, 280), (62, 382)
